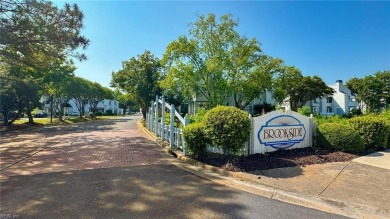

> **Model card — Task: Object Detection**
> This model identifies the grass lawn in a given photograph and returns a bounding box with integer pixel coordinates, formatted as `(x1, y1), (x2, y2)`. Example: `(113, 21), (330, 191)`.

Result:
(2, 116), (117, 132)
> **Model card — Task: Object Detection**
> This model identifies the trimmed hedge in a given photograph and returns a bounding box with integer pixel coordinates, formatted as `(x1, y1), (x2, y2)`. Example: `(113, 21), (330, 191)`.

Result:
(183, 123), (210, 158)
(203, 106), (251, 154)
(105, 110), (113, 116)
(349, 116), (389, 150)
(316, 123), (364, 154)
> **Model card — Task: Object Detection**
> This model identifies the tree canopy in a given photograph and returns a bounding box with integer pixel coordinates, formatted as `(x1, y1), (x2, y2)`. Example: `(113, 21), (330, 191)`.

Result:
(273, 66), (334, 112)
(111, 50), (162, 118)
(346, 70), (390, 112)
(0, 0), (89, 68)
(161, 13), (281, 109)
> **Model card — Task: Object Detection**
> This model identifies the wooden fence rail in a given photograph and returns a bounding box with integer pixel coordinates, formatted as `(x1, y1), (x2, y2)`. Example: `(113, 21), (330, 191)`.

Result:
(146, 96), (188, 155)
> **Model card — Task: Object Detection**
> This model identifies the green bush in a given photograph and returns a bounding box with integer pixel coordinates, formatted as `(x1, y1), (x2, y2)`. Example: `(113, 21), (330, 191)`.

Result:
(316, 123), (364, 154)
(350, 108), (362, 117)
(314, 115), (350, 126)
(105, 110), (113, 116)
(164, 113), (183, 128)
(253, 103), (275, 115)
(298, 106), (311, 116)
(183, 123), (210, 158)
(95, 112), (103, 116)
(187, 107), (207, 124)
(203, 106), (251, 154)
(349, 116), (389, 150)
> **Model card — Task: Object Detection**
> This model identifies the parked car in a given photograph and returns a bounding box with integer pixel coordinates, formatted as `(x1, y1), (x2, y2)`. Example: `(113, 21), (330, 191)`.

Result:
(34, 112), (48, 118)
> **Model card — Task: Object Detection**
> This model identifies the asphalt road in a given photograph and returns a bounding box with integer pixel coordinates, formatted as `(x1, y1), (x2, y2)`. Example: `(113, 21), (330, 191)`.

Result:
(0, 116), (349, 219)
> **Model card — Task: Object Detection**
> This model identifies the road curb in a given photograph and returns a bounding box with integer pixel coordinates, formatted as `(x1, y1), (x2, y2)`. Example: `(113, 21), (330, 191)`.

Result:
(137, 119), (389, 219)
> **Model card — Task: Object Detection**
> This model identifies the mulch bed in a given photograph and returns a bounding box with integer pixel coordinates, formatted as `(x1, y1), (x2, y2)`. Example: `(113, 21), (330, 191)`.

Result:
(194, 147), (358, 172)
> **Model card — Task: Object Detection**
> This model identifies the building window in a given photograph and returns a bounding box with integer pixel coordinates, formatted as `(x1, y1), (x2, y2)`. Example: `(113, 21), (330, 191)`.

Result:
(313, 98), (318, 103)
(327, 97), (333, 103)
(109, 101), (111, 105)
(312, 106), (318, 113)
(327, 107), (333, 113)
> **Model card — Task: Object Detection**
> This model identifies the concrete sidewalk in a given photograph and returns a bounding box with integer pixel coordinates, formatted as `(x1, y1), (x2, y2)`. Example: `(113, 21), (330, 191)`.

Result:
(251, 150), (390, 218)
(176, 150), (390, 219)
(139, 122), (390, 218)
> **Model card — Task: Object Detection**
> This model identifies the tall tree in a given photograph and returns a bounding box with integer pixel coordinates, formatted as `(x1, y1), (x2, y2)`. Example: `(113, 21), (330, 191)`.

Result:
(44, 69), (75, 121)
(89, 83), (113, 116)
(229, 54), (283, 109)
(0, 63), (44, 125)
(346, 77), (365, 109)
(346, 70), (389, 112)
(0, 75), (20, 126)
(273, 66), (334, 111)
(113, 89), (137, 115)
(161, 13), (281, 109)
(0, 0), (89, 68)
(161, 14), (236, 107)
(111, 50), (161, 119)
(375, 70), (390, 109)
(69, 76), (92, 118)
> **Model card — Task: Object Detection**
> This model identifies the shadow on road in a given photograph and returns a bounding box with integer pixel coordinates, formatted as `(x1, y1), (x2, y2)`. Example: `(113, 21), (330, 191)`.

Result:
(0, 118), (133, 144)
(0, 165), (248, 218)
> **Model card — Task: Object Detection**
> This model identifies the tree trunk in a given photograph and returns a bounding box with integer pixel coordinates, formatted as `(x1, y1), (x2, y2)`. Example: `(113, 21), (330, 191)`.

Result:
(79, 103), (84, 118)
(58, 108), (63, 121)
(27, 111), (34, 124)
(2, 112), (9, 126)
(141, 107), (147, 119)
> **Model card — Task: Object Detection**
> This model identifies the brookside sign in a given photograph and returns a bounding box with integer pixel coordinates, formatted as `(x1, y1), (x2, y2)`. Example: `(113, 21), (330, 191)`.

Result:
(250, 110), (313, 154)
(258, 115), (306, 149)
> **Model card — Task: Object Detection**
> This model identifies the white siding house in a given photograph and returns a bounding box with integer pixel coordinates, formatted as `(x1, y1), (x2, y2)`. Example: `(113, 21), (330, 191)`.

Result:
(41, 98), (123, 116)
(188, 90), (276, 115)
(282, 80), (359, 116)
(189, 80), (358, 116)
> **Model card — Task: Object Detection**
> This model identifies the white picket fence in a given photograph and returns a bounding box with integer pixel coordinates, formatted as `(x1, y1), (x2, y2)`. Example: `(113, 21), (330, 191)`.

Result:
(146, 97), (316, 156)
(145, 96), (189, 155)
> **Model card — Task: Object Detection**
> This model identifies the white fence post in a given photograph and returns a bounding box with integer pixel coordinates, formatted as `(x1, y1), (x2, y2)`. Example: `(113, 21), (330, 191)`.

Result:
(161, 97), (165, 141)
(246, 114), (252, 156)
(182, 116), (189, 156)
(150, 105), (154, 132)
(155, 96), (159, 135)
(170, 104), (175, 149)
(310, 114), (314, 147)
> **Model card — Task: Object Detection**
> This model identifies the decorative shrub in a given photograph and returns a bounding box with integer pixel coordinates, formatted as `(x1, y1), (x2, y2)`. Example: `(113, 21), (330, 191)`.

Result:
(187, 107), (207, 124)
(350, 108), (362, 116)
(298, 106), (311, 116)
(316, 123), (364, 154)
(314, 115), (350, 126)
(183, 123), (210, 158)
(95, 112), (103, 116)
(203, 106), (251, 154)
(105, 110), (113, 116)
(253, 103), (275, 115)
(349, 116), (389, 150)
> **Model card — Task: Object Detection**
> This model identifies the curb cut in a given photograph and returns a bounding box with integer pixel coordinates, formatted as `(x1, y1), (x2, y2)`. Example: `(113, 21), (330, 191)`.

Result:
(136, 119), (389, 219)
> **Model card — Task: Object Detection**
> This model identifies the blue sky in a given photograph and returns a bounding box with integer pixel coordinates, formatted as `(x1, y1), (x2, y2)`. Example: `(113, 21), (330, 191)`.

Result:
(54, 1), (390, 88)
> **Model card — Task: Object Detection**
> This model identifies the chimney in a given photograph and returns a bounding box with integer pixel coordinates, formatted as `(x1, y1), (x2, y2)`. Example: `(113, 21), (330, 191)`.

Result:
(336, 80), (343, 84)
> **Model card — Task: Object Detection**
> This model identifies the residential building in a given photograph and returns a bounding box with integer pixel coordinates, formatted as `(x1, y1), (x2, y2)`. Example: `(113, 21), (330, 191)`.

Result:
(189, 80), (358, 116)
(188, 90), (275, 115)
(281, 80), (359, 116)
(40, 96), (123, 116)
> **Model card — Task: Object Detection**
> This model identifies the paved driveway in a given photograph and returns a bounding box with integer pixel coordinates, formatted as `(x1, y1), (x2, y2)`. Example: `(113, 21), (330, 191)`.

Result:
(0, 116), (347, 219)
